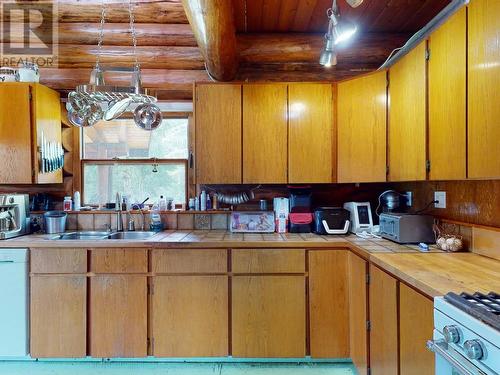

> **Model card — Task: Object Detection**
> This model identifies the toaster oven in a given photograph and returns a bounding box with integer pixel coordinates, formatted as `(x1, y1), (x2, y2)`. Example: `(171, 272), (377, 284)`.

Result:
(379, 213), (435, 244)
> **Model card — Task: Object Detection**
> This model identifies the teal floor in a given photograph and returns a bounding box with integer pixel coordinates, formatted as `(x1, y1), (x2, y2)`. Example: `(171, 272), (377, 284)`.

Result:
(0, 362), (357, 375)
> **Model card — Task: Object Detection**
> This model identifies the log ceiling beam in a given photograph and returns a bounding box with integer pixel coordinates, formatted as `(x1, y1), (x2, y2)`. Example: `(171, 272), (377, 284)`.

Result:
(7, 23), (197, 47)
(4, 1), (189, 24)
(181, 0), (238, 81)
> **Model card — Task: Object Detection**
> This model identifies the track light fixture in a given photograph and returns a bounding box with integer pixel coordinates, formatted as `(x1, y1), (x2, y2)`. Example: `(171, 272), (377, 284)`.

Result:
(319, 0), (362, 67)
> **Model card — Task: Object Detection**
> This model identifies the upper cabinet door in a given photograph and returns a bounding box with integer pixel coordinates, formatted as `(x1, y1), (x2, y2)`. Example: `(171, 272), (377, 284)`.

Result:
(288, 83), (334, 183)
(337, 72), (387, 183)
(468, 0), (500, 179)
(0, 84), (33, 184)
(428, 8), (467, 180)
(243, 84), (288, 183)
(389, 42), (427, 182)
(195, 84), (242, 184)
(33, 84), (62, 184)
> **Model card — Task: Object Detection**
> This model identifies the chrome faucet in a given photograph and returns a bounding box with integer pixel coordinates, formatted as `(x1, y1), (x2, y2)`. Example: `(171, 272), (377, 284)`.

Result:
(115, 192), (123, 232)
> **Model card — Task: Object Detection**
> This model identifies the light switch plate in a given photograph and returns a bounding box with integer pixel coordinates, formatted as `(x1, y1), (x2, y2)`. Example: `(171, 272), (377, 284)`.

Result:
(434, 191), (446, 209)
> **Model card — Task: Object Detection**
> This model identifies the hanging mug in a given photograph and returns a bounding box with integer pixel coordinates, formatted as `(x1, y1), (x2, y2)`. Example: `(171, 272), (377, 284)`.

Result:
(0, 67), (19, 82)
(18, 62), (40, 83)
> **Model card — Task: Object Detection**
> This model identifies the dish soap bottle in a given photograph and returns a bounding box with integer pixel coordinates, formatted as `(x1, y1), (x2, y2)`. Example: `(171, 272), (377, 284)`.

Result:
(150, 203), (164, 232)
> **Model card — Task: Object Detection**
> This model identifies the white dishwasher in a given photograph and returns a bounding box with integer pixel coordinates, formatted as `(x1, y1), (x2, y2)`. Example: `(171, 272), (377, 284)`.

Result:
(0, 249), (29, 357)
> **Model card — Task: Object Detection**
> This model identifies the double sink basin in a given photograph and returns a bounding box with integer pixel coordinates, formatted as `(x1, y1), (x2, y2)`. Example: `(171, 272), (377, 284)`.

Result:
(51, 231), (157, 241)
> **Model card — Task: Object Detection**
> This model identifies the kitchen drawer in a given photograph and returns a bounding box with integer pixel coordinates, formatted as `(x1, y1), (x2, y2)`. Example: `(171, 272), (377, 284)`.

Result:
(90, 248), (148, 274)
(31, 248), (87, 274)
(232, 249), (305, 274)
(152, 249), (227, 274)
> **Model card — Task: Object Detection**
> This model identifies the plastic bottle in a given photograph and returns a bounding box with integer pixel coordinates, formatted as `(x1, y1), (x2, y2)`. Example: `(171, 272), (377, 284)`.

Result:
(206, 194), (212, 210)
(194, 196), (200, 211)
(200, 190), (207, 211)
(63, 196), (72, 211)
(159, 195), (167, 211)
(150, 203), (163, 232)
(73, 191), (81, 211)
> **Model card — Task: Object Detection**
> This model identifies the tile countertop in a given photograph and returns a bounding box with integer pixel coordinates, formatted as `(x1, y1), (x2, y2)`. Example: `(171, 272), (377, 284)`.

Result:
(1, 230), (499, 298)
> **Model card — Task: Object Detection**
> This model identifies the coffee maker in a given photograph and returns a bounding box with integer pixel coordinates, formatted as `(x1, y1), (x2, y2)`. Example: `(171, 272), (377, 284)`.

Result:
(0, 194), (30, 239)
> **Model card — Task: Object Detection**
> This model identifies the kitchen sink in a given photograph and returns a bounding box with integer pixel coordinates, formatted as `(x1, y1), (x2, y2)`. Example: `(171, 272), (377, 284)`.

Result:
(51, 231), (156, 240)
(107, 231), (156, 240)
(51, 231), (112, 240)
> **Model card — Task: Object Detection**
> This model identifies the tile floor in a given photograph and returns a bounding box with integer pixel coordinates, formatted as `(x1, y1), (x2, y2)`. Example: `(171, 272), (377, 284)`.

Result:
(0, 362), (357, 375)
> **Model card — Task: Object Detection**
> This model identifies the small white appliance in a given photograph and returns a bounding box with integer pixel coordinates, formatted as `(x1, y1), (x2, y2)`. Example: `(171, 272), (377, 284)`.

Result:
(0, 249), (29, 357)
(428, 292), (499, 375)
(343, 202), (373, 233)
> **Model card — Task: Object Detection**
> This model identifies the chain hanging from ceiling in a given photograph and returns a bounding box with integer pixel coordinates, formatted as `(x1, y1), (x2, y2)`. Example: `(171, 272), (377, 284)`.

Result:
(66, 0), (162, 130)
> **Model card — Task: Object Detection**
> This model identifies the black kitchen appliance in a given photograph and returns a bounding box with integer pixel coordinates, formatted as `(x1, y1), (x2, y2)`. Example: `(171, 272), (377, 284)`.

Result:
(313, 207), (350, 235)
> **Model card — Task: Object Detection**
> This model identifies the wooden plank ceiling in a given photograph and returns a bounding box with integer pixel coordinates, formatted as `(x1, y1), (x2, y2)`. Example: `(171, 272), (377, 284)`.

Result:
(28, 0), (450, 100)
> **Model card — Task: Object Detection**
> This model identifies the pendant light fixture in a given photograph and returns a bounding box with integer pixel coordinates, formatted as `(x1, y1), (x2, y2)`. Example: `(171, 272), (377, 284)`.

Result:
(66, 0), (162, 130)
(319, 0), (363, 67)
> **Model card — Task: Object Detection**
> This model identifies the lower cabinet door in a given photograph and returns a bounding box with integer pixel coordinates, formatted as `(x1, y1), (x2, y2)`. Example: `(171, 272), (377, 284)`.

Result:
(348, 253), (368, 375)
(90, 275), (147, 358)
(309, 250), (349, 358)
(369, 265), (398, 375)
(232, 275), (306, 358)
(30, 275), (87, 358)
(152, 275), (229, 357)
(399, 284), (435, 375)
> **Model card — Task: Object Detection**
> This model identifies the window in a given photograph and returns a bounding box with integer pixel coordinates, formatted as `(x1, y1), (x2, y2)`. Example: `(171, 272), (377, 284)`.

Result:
(82, 117), (189, 207)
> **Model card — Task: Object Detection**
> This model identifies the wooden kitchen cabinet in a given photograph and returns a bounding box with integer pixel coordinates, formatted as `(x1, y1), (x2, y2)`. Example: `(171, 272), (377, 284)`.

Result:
(243, 84), (288, 183)
(369, 265), (398, 375)
(388, 42), (427, 181)
(348, 252), (368, 375)
(399, 284), (435, 375)
(195, 84), (242, 184)
(0, 83), (62, 184)
(90, 275), (148, 358)
(468, 0), (500, 178)
(337, 71), (387, 183)
(31, 275), (87, 358)
(428, 8), (467, 180)
(152, 275), (229, 357)
(30, 248), (87, 358)
(308, 250), (349, 358)
(232, 275), (306, 357)
(288, 83), (334, 183)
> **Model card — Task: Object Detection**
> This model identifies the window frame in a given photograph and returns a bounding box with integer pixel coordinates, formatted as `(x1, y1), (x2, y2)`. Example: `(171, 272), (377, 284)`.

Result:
(78, 114), (192, 208)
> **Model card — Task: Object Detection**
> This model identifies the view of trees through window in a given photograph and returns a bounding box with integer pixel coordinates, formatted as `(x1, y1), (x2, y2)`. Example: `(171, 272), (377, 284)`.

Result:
(82, 118), (188, 206)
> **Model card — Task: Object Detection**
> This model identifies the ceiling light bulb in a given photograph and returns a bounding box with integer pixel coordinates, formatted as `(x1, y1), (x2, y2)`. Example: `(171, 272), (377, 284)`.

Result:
(333, 20), (357, 44)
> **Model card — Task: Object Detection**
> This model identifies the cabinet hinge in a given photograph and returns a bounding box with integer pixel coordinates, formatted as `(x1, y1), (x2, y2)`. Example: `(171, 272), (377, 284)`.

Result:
(386, 165), (389, 175)
(426, 160), (431, 173)
(28, 92), (32, 100)
(147, 283), (154, 295)
(366, 320), (371, 331)
(426, 48), (430, 61)
(366, 274), (370, 285)
(386, 76), (390, 89)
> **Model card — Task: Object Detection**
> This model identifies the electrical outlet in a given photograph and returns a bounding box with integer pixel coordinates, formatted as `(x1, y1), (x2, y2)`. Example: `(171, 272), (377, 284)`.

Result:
(434, 191), (446, 209)
(405, 191), (413, 207)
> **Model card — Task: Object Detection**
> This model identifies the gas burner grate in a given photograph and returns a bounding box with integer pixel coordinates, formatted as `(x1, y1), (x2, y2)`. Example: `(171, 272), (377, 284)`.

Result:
(444, 291), (500, 331)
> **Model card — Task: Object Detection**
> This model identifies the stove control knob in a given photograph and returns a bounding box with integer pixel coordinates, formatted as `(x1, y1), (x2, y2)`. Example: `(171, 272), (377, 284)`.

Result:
(464, 340), (484, 360)
(443, 325), (460, 343)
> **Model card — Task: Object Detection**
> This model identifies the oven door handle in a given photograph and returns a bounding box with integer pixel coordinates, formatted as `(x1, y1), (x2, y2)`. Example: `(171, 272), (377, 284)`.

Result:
(427, 340), (486, 375)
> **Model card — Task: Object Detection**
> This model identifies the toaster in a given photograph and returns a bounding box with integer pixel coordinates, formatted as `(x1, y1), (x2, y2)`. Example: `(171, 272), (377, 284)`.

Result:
(379, 213), (435, 243)
(313, 207), (350, 235)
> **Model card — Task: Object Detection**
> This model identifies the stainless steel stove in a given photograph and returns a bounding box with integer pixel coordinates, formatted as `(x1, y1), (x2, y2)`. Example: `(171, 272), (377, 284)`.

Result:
(428, 292), (500, 375)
